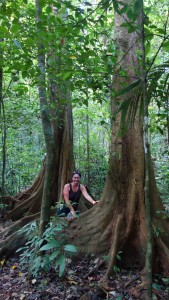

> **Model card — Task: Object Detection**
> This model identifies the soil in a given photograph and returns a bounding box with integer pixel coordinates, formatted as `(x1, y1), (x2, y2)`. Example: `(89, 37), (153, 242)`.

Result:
(0, 253), (169, 300)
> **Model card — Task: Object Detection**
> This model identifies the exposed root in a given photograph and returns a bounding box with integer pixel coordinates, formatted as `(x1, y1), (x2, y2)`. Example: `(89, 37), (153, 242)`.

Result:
(0, 213), (40, 238)
(98, 277), (112, 292)
(105, 212), (124, 278)
(0, 229), (28, 257)
(6, 184), (43, 221)
(156, 236), (169, 276)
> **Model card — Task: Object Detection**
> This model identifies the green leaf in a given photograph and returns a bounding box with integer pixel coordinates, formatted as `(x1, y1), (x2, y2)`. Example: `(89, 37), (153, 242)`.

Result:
(152, 283), (162, 291)
(162, 41), (169, 50)
(11, 24), (21, 33)
(25, 37), (34, 47)
(13, 40), (22, 49)
(120, 22), (130, 28)
(84, 1), (92, 6)
(40, 240), (60, 251)
(156, 28), (166, 35)
(116, 255), (121, 261)
(126, 9), (134, 20)
(59, 255), (66, 277)
(128, 26), (138, 33)
(113, 265), (120, 273)
(49, 250), (60, 261)
(64, 244), (77, 253)
(157, 126), (164, 135)
(115, 80), (141, 97)
(62, 71), (72, 80)
(46, 6), (52, 14)
(133, 0), (142, 12)
(22, 71), (27, 78)
(55, 255), (66, 277)
(0, 25), (10, 38)
(0, 26), (9, 34)
(113, 0), (121, 14)
(145, 43), (151, 55)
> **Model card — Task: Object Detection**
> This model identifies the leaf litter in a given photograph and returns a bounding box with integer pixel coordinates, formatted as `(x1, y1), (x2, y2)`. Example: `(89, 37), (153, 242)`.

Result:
(0, 254), (169, 300)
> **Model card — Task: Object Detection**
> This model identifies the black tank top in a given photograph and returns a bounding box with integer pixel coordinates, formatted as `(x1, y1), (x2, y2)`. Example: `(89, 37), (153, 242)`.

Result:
(69, 183), (82, 204)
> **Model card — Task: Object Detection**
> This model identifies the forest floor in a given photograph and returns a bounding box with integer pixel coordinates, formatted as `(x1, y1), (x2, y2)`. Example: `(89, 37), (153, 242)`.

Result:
(0, 252), (169, 300)
(0, 213), (169, 300)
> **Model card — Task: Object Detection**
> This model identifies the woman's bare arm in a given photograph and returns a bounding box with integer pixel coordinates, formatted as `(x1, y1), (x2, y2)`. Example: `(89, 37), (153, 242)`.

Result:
(81, 185), (97, 205)
(63, 184), (76, 216)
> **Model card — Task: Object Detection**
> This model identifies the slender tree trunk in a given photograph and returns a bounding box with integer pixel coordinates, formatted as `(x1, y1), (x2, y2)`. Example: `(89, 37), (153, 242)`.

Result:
(141, 1), (153, 298)
(35, 0), (56, 235)
(0, 44), (6, 196)
(86, 96), (90, 188)
(167, 97), (169, 145)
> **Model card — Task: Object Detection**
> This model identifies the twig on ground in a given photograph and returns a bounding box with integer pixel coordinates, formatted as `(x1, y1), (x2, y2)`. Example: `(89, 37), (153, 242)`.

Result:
(125, 275), (141, 288)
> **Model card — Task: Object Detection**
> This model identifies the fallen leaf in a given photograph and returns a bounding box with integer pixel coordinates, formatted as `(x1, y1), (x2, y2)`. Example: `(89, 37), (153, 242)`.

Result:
(11, 265), (17, 270)
(0, 260), (5, 265)
(88, 276), (94, 281)
(32, 279), (37, 284)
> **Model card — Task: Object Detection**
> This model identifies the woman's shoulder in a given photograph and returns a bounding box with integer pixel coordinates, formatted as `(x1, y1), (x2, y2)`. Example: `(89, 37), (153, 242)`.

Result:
(80, 184), (85, 190)
(64, 183), (71, 189)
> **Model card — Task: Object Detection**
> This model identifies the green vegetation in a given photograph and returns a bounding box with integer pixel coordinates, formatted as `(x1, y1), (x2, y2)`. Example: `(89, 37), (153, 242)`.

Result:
(0, 0), (168, 205)
(17, 217), (77, 278)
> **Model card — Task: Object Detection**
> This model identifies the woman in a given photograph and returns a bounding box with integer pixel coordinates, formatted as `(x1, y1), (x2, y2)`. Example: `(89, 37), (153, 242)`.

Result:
(62, 170), (98, 218)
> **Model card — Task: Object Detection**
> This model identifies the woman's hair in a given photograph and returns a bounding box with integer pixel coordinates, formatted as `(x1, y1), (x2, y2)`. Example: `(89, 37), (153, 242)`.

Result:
(72, 170), (81, 178)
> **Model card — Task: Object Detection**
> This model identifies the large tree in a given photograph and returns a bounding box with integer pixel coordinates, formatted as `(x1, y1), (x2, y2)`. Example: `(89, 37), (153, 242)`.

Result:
(0, 0), (75, 249)
(64, 0), (169, 288)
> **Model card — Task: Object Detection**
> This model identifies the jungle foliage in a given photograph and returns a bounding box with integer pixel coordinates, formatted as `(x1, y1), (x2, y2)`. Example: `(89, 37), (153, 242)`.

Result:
(0, 0), (168, 201)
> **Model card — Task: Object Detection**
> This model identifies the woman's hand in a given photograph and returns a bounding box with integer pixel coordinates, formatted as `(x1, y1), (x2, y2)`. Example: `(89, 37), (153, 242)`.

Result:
(92, 200), (99, 205)
(69, 208), (76, 219)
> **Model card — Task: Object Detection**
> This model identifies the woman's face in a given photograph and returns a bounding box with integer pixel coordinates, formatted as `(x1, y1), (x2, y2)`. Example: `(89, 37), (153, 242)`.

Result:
(72, 174), (81, 184)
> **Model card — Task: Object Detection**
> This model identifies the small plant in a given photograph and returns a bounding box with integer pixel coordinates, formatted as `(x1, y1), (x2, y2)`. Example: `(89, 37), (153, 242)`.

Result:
(17, 217), (77, 278)
(113, 251), (123, 273)
(116, 251), (123, 261)
(113, 265), (120, 273)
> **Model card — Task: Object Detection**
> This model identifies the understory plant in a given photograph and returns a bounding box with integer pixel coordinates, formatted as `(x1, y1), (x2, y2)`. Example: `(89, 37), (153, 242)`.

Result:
(17, 217), (77, 278)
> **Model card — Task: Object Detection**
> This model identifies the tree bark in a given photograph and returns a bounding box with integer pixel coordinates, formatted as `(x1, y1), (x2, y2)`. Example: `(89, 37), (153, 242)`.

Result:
(141, 1), (153, 298)
(0, 43), (7, 196)
(63, 0), (169, 281)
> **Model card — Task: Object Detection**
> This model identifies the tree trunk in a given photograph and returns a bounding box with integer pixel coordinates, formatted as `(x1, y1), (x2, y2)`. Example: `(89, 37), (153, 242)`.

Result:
(141, 1), (153, 298)
(86, 96), (90, 189)
(35, 0), (57, 234)
(0, 44), (7, 196)
(63, 1), (169, 281)
(2, 5), (74, 223)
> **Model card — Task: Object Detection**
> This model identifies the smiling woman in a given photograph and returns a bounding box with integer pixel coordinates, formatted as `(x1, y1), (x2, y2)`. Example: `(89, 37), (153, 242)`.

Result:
(57, 170), (98, 219)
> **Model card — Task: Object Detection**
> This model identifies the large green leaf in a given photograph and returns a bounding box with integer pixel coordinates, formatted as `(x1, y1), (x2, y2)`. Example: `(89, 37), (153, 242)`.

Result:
(64, 244), (77, 253)
(40, 240), (60, 251)
(49, 250), (60, 261)
(115, 80), (141, 97)
(55, 255), (66, 277)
